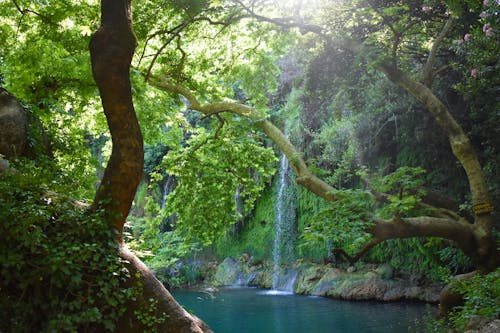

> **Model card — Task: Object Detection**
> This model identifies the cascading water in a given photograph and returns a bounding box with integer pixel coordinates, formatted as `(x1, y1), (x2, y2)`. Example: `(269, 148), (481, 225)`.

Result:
(160, 174), (177, 232)
(270, 130), (297, 293)
(161, 174), (176, 209)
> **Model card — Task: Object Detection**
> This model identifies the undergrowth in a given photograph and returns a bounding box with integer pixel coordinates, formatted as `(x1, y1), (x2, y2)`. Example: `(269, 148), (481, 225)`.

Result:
(0, 159), (134, 332)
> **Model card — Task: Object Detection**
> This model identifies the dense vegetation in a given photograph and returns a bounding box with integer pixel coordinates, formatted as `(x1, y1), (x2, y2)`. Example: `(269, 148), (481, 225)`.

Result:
(0, 0), (498, 332)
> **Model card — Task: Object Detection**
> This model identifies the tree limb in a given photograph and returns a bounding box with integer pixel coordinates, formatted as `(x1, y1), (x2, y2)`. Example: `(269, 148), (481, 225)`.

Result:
(233, 0), (324, 36)
(148, 75), (338, 201)
(422, 17), (455, 87)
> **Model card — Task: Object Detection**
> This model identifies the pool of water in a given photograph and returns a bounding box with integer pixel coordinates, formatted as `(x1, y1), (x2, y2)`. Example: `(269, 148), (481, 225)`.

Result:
(172, 288), (431, 333)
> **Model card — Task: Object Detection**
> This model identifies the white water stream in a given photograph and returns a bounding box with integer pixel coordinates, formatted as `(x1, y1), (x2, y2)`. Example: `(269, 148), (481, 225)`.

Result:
(271, 128), (297, 293)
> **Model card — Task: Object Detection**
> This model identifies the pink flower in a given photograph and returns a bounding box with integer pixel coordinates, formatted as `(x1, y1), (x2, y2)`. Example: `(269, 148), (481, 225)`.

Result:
(445, 10), (451, 16)
(464, 33), (471, 41)
(471, 68), (477, 77)
(480, 11), (487, 18)
(483, 0), (489, 5)
(422, 6), (431, 12)
(483, 23), (493, 36)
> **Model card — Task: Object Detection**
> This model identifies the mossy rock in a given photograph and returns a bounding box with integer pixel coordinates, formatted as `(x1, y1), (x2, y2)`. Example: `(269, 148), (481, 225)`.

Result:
(213, 257), (241, 286)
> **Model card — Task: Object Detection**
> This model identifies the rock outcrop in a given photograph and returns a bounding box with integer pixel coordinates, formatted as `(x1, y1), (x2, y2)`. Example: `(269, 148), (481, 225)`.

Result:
(0, 88), (28, 157)
(209, 257), (442, 303)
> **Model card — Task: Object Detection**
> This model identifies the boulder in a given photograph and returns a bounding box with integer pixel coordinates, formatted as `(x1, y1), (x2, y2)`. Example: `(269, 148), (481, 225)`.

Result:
(213, 257), (241, 286)
(0, 88), (28, 157)
(465, 319), (500, 333)
(376, 263), (394, 280)
(0, 157), (9, 172)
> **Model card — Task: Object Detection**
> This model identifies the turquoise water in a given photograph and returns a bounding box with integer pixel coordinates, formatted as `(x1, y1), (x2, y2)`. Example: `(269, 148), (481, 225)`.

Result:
(172, 288), (430, 333)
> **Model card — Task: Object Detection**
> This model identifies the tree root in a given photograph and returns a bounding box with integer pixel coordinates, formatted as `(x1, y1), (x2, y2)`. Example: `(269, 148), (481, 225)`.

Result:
(116, 245), (213, 333)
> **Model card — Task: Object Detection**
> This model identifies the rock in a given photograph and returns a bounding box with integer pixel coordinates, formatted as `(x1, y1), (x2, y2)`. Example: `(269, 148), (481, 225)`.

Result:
(208, 257), (442, 302)
(0, 88), (28, 157)
(213, 257), (241, 286)
(376, 263), (394, 280)
(0, 157), (9, 172)
(465, 319), (500, 333)
(295, 263), (330, 294)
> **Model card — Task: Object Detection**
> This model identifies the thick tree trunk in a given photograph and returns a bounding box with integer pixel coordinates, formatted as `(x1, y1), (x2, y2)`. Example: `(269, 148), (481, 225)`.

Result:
(117, 246), (212, 333)
(378, 63), (497, 271)
(89, 0), (143, 234)
(89, 2), (211, 331)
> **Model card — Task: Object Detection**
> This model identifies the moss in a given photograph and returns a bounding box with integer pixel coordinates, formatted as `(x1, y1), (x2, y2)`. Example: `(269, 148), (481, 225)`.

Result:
(215, 186), (275, 260)
(296, 187), (330, 261)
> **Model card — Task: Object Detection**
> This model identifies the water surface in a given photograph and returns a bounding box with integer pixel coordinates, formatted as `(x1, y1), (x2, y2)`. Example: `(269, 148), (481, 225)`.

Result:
(172, 288), (430, 333)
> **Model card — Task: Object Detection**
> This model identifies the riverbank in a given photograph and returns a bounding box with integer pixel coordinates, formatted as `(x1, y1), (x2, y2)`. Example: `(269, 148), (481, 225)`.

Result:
(164, 255), (444, 303)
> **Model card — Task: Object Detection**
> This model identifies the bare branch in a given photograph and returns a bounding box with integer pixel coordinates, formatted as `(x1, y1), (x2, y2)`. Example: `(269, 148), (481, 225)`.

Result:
(233, 0), (324, 36)
(422, 17), (455, 87)
(333, 238), (382, 265)
(11, 0), (58, 27)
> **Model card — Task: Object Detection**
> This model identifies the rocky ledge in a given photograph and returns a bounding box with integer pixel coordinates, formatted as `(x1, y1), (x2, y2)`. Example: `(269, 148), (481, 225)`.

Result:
(208, 256), (442, 303)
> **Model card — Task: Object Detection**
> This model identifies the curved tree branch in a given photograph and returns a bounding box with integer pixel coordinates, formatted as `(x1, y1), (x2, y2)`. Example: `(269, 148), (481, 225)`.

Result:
(148, 75), (499, 270)
(378, 62), (492, 231)
(233, 0), (324, 36)
(148, 75), (338, 201)
(422, 17), (455, 87)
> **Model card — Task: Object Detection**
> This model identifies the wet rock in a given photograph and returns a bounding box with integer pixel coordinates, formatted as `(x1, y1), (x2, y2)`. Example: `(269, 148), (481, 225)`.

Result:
(295, 264), (330, 294)
(208, 257), (442, 302)
(213, 257), (241, 286)
(0, 157), (10, 172)
(347, 266), (356, 273)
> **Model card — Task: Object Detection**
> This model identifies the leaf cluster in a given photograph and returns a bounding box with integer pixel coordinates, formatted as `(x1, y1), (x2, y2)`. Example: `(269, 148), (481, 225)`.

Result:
(160, 119), (277, 245)
(299, 189), (374, 256)
(450, 268), (500, 330)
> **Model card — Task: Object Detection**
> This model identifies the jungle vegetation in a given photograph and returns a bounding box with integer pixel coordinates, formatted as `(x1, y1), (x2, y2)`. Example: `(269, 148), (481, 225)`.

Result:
(0, 0), (498, 332)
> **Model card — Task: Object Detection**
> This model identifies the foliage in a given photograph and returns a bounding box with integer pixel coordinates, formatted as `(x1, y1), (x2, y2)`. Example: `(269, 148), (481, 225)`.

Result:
(0, 160), (134, 332)
(215, 186), (275, 260)
(420, 269), (500, 332)
(296, 187), (330, 261)
(299, 189), (374, 257)
(371, 166), (428, 217)
(450, 269), (500, 330)
(133, 298), (167, 333)
(160, 117), (277, 245)
(453, 0), (500, 210)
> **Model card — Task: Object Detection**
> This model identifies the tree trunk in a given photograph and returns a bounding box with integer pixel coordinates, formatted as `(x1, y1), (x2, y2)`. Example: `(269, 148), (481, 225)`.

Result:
(89, 1), (211, 331)
(117, 246), (212, 333)
(89, 0), (143, 235)
(378, 62), (497, 271)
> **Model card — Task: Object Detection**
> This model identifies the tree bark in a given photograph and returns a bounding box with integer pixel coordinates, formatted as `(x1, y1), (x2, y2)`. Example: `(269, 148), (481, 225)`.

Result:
(89, 0), (143, 235)
(117, 246), (212, 333)
(378, 62), (497, 271)
(89, 2), (212, 332)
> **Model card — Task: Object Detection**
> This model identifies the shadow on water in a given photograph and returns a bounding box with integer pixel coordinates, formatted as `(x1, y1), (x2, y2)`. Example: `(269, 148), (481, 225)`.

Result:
(173, 288), (432, 333)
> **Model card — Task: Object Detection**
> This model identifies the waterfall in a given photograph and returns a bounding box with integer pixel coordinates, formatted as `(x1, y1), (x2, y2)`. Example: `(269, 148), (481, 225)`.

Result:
(161, 174), (175, 209)
(271, 128), (297, 293)
(160, 174), (177, 232)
